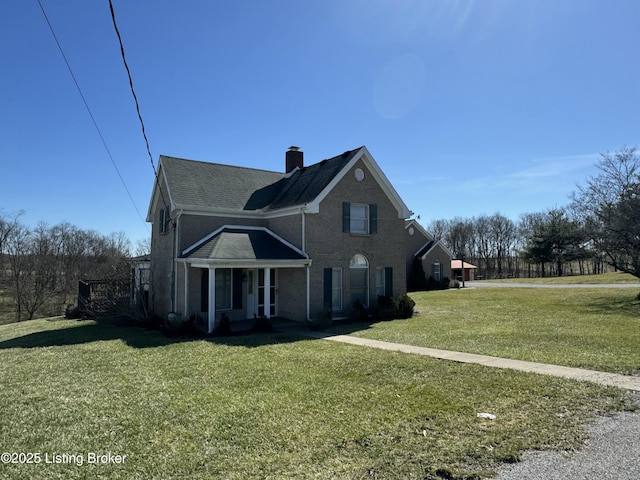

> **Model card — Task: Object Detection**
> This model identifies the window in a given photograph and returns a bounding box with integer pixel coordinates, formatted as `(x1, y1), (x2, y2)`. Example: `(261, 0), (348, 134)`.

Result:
(349, 254), (369, 307)
(342, 202), (377, 234)
(433, 261), (441, 282)
(332, 268), (342, 311)
(215, 269), (232, 310)
(350, 204), (368, 234)
(375, 267), (393, 298)
(200, 268), (232, 311)
(375, 267), (385, 297)
(159, 207), (171, 234)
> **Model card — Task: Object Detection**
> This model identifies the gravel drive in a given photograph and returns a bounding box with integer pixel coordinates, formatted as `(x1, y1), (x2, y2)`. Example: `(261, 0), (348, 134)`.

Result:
(495, 394), (640, 479)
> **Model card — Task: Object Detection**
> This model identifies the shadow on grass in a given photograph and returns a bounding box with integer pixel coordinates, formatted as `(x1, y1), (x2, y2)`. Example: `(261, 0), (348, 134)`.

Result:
(585, 293), (640, 317)
(0, 317), (376, 351)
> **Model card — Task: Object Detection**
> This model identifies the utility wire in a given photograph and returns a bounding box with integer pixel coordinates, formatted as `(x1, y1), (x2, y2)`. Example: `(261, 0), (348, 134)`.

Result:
(36, 0), (149, 230)
(108, 0), (155, 177)
(108, 0), (172, 224)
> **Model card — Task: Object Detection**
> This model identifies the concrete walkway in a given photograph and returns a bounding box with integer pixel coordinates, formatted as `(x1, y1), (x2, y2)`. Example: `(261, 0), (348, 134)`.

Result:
(301, 331), (640, 391)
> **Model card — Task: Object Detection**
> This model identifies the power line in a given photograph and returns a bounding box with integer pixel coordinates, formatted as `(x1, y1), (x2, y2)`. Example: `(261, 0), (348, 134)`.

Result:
(108, 0), (172, 224)
(108, 0), (155, 177)
(36, 0), (149, 230)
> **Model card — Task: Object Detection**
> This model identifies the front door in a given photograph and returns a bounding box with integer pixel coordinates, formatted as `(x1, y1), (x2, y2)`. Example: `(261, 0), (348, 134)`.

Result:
(258, 269), (277, 317)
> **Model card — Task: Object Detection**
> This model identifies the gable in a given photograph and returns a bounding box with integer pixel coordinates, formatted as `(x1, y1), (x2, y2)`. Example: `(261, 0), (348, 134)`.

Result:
(304, 147), (412, 219)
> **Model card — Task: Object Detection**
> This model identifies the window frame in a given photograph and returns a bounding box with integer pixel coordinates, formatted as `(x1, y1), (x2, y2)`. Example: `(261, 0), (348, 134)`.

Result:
(375, 267), (385, 297)
(331, 268), (343, 311)
(349, 203), (369, 234)
(215, 268), (232, 311)
(349, 254), (369, 307)
(433, 260), (441, 282)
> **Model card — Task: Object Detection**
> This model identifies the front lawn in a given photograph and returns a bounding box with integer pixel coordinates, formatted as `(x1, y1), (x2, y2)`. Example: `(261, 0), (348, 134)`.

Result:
(0, 318), (634, 479)
(332, 287), (640, 374)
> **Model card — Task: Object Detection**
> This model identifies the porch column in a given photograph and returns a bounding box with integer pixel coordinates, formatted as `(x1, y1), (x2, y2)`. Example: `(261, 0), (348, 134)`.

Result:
(264, 267), (271, 319)
(183, 263), (189, 318)
(208, 268), (216, 333)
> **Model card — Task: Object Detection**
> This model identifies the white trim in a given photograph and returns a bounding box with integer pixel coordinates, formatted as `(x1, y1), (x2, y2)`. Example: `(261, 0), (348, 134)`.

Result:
(173, 204), (303, 220)
(208, 268), (216, 333)
(182, 259), (310, 269)
(305, 146), (412, 219)
(405, 219), (433, 240)
(414, 239), (454, 260)
(145, 160), (176, 222)
(181, 224), (310, 259)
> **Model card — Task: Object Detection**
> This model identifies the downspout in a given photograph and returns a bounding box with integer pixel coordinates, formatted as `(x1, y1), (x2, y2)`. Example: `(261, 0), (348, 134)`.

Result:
(170, 210), (181, 314)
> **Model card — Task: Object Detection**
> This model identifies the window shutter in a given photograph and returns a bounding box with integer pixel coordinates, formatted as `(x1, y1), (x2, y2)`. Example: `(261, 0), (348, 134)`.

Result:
(384, 267), (393, 296)
(342, 202), (350, 233)
(232, 269), (243, 309)
(369, 204), (378, 234)
(323, 268), (333, 308)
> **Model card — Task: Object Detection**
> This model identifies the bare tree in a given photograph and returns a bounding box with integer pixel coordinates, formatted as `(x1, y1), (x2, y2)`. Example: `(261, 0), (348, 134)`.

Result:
(572, 147), (640, 279)
(489, 213), (516, 278)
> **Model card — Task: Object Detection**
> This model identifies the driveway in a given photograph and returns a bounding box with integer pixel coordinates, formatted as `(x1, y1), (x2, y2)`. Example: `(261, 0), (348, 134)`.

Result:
(495, 394), (640, 479)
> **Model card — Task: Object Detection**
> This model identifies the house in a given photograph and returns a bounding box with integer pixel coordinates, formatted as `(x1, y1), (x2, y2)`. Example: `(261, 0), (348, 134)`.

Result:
(451, 260), (477, 282)
(146, 146), (415, 332)
(404, 220), (453, 289)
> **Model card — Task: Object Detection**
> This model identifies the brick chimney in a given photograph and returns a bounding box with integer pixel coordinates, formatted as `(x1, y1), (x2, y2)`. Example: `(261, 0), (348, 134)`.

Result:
(285, 146), (303, 173)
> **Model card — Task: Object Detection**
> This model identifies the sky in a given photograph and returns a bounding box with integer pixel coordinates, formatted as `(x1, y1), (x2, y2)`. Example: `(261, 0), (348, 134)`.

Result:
(2, 0), (639, 248)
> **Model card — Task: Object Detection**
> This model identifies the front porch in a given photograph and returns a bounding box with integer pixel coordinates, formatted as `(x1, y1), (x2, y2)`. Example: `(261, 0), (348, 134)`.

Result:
(177, 226), (311, 333)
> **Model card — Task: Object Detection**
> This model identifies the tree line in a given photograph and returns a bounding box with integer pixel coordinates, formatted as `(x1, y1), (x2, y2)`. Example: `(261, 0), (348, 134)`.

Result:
(0, 213), (142, 322)
(427, 147), (640, 281)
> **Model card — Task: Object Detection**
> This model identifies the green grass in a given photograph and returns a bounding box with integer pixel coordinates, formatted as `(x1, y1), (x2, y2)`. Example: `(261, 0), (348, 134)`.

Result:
(482, 272), (639, 284)
(332, 287), (640, 375)
(0, 319), (634, 479)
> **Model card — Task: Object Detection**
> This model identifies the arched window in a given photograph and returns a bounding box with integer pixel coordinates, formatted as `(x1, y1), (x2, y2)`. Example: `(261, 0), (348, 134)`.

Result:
(349, 254), (369, 307)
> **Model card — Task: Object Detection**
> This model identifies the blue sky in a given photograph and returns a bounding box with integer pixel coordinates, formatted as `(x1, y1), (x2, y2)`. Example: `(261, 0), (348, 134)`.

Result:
(2, 1), (639, 247)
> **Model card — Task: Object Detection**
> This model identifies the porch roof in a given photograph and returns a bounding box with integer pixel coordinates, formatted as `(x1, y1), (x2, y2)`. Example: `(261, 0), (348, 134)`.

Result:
(180, 226), (309, 266)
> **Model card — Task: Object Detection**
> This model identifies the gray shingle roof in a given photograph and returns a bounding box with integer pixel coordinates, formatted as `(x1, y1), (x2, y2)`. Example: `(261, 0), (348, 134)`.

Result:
(416, 240), (436, 258)
(160, 148), (362, 212)
(161, 156), (285, 211)
(182, 227), (307, 261)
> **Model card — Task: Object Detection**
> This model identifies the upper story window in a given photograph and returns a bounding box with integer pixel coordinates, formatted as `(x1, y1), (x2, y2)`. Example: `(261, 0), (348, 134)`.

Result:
(342, 202), (377, 234)
(159, 208), (170, 235)
(350, 204), (368, 234)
